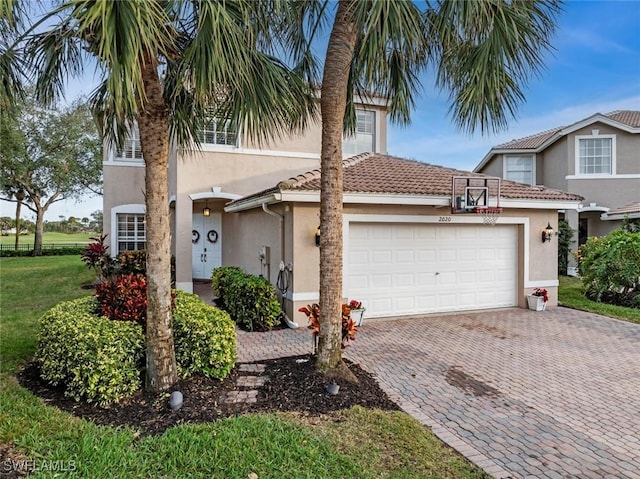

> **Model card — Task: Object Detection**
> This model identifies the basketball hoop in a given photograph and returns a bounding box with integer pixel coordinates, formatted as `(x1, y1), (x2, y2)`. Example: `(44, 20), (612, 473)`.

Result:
(475, 207), (502, 226)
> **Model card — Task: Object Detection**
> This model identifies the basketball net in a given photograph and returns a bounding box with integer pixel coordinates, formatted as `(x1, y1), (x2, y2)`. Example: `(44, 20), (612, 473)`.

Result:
(475, 207), (502, 226)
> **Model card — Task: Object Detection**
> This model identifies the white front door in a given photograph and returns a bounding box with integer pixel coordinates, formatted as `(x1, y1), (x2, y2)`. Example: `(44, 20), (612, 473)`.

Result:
(347, 222), (517, 318)
(192, 212), (222, 280)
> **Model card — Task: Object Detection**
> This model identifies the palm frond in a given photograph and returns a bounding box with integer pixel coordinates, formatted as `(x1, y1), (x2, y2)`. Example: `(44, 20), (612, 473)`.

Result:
(428, 0), (562, 134)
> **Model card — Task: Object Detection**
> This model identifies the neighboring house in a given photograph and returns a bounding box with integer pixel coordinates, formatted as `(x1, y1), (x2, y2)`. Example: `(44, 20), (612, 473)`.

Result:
(473, 110), (640, 272)
(103, 102), (581, 323)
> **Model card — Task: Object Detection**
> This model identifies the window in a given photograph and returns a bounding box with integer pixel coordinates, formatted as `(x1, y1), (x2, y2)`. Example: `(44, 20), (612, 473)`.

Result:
(577, 137), (612, 174)
(200, 119), (237, 146)
(343, 110), (375, 155)
(116, 125), (143, 161)
(504, 155), (535, 185)
(117, 213), (146, 253)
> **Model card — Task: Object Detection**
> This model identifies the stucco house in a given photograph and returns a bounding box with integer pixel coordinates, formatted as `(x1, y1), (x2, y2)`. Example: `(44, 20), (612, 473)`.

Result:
(473, 110), (640, 272)
(103, 101), (581, 324)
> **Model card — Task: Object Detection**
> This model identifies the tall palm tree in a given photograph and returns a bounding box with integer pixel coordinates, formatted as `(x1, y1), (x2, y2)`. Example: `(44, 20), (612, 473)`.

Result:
(18, 0), (317, 392)
(316, 0), (561, 373)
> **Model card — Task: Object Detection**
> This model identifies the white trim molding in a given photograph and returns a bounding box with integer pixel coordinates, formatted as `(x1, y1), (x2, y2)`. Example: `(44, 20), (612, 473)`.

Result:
(190, 188), (242, 201)
(574, 133), (616, 176)
(566, 173), (640, 180)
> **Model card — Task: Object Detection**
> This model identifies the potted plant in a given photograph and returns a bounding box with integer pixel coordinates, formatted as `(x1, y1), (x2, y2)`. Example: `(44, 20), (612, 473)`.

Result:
(348, 299), (366, 326)
(527, 288), (548, 311)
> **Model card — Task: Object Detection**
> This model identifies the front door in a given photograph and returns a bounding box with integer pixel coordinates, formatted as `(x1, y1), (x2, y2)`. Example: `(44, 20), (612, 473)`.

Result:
(192, 212), (222, 279)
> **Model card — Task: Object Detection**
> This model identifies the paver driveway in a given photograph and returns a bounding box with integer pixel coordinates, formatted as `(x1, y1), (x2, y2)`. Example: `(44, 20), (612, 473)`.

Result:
(237, 307), (640, 479)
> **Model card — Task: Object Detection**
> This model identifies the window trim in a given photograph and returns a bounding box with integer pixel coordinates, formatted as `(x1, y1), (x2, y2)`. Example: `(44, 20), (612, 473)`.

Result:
(503, 154), (536, 185)
(574, 133), (616, 176)
(200, 118), (239, 148)
(110, 204), (146, 256)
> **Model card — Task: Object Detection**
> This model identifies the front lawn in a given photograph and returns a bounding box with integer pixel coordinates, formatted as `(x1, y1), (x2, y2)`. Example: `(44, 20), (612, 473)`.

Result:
(558, 276), (640, 324)
(0, 256), (488, 479)
(0, 232), (94, 246)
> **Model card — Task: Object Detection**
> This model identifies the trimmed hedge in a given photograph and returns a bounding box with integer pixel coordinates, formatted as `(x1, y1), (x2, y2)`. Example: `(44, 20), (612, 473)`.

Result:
(36, 292), (237, 405)
(173, 291), (237, 379)
(212, 266), (282, 331)
(36, 296), (145, 405)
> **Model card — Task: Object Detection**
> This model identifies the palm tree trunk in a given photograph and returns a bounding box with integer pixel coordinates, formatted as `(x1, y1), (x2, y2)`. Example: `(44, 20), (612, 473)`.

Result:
(138, 58), (178, 393)
(317, 0), (358, 371)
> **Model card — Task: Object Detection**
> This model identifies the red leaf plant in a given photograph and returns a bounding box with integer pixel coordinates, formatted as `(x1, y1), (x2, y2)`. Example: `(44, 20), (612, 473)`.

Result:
(298, 302), (358, 349)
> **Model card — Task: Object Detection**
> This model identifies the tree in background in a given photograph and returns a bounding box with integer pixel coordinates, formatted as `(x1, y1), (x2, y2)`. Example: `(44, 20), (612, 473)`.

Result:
(0, 93), (102, 254)
(315, 0), (562, 374)
(11, 0), (317, 393)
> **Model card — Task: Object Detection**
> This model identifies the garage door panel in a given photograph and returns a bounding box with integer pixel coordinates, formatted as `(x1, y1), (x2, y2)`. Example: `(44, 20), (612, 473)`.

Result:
(348, 222), (517, 318)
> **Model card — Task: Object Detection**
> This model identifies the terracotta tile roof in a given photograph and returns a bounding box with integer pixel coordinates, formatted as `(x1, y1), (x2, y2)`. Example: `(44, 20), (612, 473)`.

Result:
(229, 153), (581, 205)
(494, 110), (640, 150)
(605, 110), (640, 128)
(605, 202), (640, 216)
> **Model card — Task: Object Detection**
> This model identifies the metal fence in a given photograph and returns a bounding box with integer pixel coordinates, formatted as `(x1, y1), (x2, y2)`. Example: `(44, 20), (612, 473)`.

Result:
(0, 243), (88, 252)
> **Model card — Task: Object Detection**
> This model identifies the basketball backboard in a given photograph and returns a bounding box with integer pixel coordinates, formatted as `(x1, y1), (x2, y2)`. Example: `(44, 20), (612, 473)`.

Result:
(451, 176), (501, 214)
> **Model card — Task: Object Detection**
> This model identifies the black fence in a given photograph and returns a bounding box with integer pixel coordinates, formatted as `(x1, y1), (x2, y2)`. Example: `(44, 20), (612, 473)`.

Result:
(0, 243), (88, 257)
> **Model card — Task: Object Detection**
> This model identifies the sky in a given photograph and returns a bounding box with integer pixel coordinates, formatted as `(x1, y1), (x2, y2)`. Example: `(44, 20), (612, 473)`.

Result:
(2, 0), (639, 222)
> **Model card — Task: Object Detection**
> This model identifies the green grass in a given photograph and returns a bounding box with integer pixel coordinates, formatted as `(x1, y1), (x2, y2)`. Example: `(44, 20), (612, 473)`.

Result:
(0, 232), (94, 246)
(0, 256), (488, 479)
(558, 276), (640, 324)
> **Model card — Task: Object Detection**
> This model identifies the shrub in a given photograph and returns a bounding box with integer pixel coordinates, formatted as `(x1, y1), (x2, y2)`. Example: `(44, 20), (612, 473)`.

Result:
(35, 296), (144, 405)
(576, 229), (640, 304)
(95, 274), (148, 326)
(298, 303), (358, 349)
(211, 266), (244, 309)
(173, 291), (237, 379)
(115, 250), (147, 276)
(0, 247), (85, 257)
(212, 266), (282, 331)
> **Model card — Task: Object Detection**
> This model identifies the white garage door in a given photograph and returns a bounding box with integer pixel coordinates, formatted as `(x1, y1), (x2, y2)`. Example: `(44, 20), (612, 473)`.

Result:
(347, 222), (517, 318)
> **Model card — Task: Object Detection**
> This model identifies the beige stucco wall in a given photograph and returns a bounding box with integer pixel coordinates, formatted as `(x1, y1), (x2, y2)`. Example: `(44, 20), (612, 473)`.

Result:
(538, 138), (568, 190)
(102, 164), (146, 252)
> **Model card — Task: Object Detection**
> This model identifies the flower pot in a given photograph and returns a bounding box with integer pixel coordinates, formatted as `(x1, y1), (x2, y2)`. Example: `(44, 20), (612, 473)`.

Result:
(351, 308), (365, 326)
(527, 295), (547, 311)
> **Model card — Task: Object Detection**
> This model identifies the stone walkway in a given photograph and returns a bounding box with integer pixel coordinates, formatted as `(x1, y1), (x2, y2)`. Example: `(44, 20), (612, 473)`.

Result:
(236, 307), (640, 479)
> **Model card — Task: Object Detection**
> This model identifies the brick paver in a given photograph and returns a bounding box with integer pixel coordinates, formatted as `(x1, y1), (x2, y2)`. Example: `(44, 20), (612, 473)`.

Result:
(236, 307), (640, 478)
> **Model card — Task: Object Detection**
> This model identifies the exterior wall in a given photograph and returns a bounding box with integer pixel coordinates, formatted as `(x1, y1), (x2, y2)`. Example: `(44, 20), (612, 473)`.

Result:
(479, 155), (503, 178)
(569, 178), (638, 210)
(102, 164), (146, 252)
(281, 203), (560, 323)
(538, 138), (568, 190)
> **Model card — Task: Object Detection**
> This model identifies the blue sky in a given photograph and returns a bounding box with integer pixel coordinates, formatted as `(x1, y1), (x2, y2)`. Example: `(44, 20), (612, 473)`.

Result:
(3, 0), (639, 222)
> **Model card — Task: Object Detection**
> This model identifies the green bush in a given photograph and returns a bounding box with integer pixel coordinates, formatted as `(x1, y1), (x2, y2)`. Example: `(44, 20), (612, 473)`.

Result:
(173, 291), (237, 379)
(212, 266), (282, 331)
(211, 266), (244, 309)
(0, 247), (84, 257)
(35, 297), (145, 405)
(577, 229), (640, 305)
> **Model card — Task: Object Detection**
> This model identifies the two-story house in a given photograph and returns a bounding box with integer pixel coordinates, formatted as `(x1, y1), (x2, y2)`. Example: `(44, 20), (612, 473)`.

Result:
(103, 100), (580, 323)
(473, 111), (640, 273)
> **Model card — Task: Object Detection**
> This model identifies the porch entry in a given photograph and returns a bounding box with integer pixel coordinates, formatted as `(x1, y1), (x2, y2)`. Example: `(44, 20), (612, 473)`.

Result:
(192, 212), (222, 280)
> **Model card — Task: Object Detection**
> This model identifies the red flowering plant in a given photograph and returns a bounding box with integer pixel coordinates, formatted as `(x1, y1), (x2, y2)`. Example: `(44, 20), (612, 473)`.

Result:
(348, 299), (364, 310)
(532, 288), (549, 303)
(298, 302), (358, 349)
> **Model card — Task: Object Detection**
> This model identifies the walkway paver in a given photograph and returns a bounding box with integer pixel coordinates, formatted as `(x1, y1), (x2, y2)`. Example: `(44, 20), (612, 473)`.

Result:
(236, 307), (640, 479)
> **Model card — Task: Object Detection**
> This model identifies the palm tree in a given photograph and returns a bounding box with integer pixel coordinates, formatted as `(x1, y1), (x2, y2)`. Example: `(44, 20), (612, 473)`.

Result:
(17, 0), (317, 393)
(316, 0), (561, 373)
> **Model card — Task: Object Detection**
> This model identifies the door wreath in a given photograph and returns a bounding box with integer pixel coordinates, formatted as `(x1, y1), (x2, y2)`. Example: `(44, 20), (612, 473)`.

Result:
(207, 229), (218, 243)
(191, 230), (200, 244)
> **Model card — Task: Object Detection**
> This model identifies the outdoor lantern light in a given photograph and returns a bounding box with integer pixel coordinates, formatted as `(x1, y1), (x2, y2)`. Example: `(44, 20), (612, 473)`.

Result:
(542, 222), (553, 243)
(203, 201), (211, 217)
(315, 225), (320, 247)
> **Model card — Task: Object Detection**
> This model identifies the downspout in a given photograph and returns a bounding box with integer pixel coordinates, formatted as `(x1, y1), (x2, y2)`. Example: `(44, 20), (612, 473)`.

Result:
(262, 203), (299, 329)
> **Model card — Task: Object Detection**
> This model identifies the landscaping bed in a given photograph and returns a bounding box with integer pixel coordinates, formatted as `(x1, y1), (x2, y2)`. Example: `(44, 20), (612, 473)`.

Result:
(19, 354), (398, 437)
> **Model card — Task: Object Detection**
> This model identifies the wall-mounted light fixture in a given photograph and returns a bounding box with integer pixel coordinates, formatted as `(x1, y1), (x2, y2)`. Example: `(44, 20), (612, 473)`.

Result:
(542, 222), (553, 243)
(203, 200), (211, 217)
(315, 225), (320, 247)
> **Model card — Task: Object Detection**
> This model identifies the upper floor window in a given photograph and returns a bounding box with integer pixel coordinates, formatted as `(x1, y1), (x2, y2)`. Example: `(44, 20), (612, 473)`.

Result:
(504, 155), (535, 185)
(576, 134), (615, 175)
(200, 119), (237, 147)
(343, 110), (375, 156)
(116, 213), (146, 253)
(116, 125), (143, 161)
